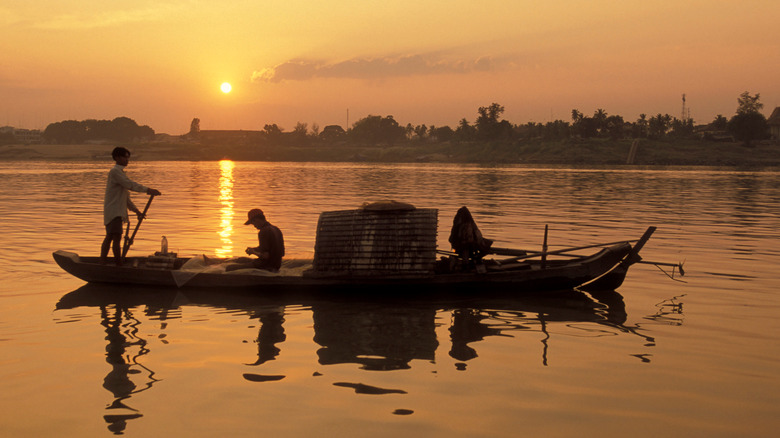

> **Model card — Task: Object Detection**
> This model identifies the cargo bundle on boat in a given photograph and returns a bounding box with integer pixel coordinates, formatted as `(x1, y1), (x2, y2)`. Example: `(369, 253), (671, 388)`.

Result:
(308, 203), (437, 278)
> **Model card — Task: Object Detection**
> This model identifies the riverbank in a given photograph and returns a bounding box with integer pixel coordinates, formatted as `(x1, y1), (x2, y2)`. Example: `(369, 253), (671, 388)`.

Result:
(2, 138), (779, 168)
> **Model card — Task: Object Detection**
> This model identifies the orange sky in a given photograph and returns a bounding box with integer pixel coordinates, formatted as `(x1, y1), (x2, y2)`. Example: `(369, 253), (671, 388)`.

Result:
(2, 1), (779, 134)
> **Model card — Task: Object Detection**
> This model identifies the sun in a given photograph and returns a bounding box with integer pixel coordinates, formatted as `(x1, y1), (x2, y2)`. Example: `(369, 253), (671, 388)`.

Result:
(220, 82), (232, 93)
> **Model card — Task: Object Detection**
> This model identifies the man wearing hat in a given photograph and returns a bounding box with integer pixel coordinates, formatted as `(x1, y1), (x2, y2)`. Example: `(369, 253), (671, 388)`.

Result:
(228, 208), (285, 272)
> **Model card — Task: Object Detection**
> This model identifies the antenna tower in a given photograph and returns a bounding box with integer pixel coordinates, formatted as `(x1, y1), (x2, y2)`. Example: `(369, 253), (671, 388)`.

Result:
(681, 94), (687, 121)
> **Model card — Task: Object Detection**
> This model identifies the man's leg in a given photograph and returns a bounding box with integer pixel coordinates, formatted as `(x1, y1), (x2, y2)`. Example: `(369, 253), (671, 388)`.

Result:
(111, 233), (123, 265)
(101, 217), (124, 265)
(225, 261), (255, 272)
(100, 234), (111, 260)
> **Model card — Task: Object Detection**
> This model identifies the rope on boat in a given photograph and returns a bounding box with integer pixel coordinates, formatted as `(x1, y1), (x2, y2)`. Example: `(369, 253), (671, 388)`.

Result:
(651, 261), (687, 282)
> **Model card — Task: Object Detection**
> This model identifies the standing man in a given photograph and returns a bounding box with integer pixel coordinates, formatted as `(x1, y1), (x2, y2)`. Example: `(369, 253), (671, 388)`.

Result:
(227, 208), (285, 272)
(101, 147), (161, 265)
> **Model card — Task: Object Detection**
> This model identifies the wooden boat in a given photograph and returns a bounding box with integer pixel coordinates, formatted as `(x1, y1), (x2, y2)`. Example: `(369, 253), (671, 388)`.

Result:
(52, 204), (661, 292)
(52, 237), (645, 291)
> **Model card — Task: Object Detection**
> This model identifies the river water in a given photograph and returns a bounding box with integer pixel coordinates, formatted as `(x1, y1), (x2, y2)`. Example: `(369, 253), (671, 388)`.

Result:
(1, 160), (779, 437)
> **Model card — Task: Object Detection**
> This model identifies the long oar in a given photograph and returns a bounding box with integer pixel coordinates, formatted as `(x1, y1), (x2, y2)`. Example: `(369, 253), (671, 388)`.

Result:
(122, 195), (156, 260)
(491, 241), (631, 261)
(492, 227), (656, 263)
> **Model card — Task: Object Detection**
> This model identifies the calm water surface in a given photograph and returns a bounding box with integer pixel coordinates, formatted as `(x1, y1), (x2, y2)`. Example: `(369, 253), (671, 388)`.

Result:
(1, 160), (779, 437)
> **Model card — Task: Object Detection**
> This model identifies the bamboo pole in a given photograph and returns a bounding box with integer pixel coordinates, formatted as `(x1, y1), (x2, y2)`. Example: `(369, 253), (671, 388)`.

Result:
(122, 195), (156, 260)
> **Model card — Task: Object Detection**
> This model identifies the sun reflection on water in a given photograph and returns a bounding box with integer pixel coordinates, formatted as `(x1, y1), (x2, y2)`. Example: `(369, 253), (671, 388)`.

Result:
(216, 160), (235, 257)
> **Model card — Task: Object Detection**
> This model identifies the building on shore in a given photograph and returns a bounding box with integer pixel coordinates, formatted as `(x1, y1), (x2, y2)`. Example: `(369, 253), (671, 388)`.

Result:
(768, 107), (780, 141)
(0, 126), (43, 144)
(192, 129), (263, 145)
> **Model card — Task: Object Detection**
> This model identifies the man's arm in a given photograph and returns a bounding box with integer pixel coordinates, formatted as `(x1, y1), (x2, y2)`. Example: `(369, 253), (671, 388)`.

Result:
(246, 228), (270, 259)
(112, 167), (161, 195)
(127, 198), (144, 219)
(245, 246), (269, 260)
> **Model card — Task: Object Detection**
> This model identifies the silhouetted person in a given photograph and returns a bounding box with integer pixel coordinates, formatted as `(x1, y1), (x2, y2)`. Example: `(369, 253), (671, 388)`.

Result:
(227, 209), (284, 272)
(100, 147), (161, 265)
(448, 206), (493, 267)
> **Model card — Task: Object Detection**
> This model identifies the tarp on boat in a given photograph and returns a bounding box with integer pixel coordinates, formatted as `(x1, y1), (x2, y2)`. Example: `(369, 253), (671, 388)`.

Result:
(172, 256), (313, 287)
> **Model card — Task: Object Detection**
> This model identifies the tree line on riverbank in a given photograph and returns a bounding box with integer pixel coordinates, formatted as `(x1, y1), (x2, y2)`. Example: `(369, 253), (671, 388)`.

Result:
(305, 91), (770, 148)
(14, 91), (774, 149)
(39, 117), (155, 144)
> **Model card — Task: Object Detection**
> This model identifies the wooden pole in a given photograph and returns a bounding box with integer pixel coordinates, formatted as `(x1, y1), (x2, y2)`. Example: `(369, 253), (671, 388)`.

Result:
(491, 227), (656, 263)
(122, 195), (156, 260)
(624, 226), (656, 265)
(541, 225), (548, 269)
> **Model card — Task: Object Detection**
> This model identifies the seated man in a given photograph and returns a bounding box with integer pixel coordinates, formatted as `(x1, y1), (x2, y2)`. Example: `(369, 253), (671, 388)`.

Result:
(227, 209), (285, 272)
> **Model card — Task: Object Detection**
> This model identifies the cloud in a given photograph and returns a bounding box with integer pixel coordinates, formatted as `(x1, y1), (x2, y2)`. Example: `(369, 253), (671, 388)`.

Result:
(252, 54), (506, 83)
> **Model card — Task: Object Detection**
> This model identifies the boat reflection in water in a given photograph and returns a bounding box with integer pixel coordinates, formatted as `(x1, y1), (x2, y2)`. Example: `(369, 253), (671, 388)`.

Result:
(55, 284), (677, 433)
(312, 302), (438, 371)
(63, 292), (179, 434)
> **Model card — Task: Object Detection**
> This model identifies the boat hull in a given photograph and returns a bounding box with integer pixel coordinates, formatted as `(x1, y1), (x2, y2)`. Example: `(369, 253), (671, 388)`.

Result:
(52, 241), (633, 292)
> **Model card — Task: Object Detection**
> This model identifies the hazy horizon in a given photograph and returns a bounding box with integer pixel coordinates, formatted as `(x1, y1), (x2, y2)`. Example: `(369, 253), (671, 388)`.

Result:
(2, 1), (779, 134)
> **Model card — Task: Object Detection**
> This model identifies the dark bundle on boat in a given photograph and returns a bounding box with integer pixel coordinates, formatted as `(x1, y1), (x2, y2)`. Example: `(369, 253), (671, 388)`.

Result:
(308, 201), (438, 277)
(448, 206), (493, 264)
